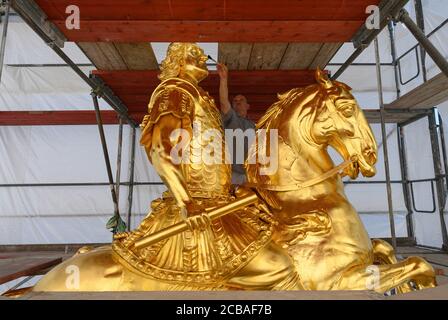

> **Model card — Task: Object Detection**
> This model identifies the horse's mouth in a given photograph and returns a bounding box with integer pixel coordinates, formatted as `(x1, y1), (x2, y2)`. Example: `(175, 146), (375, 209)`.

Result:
(330, 137), (376, 178)
(346, 155), (376, 178)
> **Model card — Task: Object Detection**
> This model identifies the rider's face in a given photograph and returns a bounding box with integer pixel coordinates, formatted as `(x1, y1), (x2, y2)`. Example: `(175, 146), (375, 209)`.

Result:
(182, 46), (209, 83)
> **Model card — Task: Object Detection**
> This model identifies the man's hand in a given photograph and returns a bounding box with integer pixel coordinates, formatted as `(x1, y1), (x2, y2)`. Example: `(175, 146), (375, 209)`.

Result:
(217, 63), (228, 81)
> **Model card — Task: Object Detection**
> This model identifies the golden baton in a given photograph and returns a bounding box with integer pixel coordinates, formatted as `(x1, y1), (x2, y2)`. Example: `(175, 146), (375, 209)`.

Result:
(133, 190), (259, 249)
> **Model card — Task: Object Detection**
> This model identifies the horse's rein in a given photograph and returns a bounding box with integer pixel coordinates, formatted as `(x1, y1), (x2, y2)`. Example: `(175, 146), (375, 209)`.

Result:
(244, 158), (354, 192)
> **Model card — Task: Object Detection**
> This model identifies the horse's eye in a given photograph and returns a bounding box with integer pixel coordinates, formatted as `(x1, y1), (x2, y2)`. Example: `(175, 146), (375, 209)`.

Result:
(337, 105), (354, 118)
(342, 109), (353, 117)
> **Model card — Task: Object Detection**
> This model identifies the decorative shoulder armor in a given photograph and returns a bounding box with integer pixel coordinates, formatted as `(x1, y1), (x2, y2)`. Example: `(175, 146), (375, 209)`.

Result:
(140, 78), (198, 147)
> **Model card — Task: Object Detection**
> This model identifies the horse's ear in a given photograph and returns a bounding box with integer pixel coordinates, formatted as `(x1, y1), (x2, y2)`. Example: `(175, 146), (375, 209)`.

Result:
(315, 67), (333, 90)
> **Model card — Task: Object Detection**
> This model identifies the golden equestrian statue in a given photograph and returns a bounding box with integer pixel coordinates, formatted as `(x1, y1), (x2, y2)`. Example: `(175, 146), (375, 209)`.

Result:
(28, 43), (436, 295)
(32, 43), (302, 292)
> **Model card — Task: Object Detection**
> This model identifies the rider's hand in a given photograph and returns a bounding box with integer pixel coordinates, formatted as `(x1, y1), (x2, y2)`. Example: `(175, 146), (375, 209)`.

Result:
(217, 63), (228, 81)
(182, 202), (211, 231)
(185, 213), (211, 231)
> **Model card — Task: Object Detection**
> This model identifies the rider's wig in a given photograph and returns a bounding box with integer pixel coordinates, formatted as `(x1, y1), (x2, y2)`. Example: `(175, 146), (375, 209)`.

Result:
(158, 42), (197, 81)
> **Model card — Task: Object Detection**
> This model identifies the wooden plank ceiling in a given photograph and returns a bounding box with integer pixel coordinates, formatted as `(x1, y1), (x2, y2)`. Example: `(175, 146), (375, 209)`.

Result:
(35, 0), (376, 42)
(9, 0), (381, 125)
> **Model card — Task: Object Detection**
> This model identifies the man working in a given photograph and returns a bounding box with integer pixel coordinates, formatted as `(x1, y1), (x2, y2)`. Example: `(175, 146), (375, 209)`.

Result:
(217, 63), (255, 184)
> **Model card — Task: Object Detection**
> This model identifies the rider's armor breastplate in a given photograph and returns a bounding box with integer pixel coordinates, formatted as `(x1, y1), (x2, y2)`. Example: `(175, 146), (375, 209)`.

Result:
(182, 86), (231, 198)
(141, 78), (232, 198)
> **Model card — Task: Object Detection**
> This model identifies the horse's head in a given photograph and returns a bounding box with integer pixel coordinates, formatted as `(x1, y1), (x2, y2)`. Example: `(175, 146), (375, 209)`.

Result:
(311, 69), (377, 178)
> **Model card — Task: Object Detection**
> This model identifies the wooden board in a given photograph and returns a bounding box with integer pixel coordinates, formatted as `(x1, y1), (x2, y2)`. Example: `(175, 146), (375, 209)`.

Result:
(279, 43), (322, 70)
(78, 42), (158, 70)
(0, 257), (62, 285)
(114, 43), (159, 70)
(309, 43), (343, 69)
(248, 43), (289, 70)
(78, 42), (127, 70)
(218, 43), (253, 70)
(386, 73), (448, 110)
(219, 43), (342, 71)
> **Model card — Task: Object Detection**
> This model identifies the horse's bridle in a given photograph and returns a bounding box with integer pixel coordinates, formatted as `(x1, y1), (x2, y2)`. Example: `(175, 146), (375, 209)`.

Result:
(244, 158), (354, 192)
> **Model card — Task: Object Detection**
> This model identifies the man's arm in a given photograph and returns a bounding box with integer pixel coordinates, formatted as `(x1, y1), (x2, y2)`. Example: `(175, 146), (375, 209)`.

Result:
(217, 63), (231, 115)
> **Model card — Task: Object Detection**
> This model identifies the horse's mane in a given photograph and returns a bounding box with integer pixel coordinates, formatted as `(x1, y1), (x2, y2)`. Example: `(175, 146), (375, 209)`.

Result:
(245, 84), (324, 209)
(256, 87), (304, 130)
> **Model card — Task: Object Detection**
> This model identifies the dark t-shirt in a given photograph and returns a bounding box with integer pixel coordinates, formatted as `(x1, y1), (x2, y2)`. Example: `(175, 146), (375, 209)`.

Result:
(221, 108), (256, 179)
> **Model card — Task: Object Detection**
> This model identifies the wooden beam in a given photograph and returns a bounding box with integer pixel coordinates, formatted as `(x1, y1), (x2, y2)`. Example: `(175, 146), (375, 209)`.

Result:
(0, 105), (416, 127)
(92, 70), (316, 85)
(52, 20), (363, 43)
(0, 257), (62, 285)
(0, 111), (122, 126)
(35, 0), (379, 21)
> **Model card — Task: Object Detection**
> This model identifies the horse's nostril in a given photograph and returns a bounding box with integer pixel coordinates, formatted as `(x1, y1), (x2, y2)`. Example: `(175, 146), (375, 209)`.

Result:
(363, 148), (377, 165)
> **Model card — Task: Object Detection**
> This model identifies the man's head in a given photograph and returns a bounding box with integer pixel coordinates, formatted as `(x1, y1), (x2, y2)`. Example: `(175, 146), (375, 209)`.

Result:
(159, 43), (209, 83)
(232, 94), (250, 118)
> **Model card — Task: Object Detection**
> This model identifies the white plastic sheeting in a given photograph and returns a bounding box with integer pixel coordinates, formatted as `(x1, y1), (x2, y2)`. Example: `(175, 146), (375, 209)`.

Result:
(0, 1), (447, 246)
(0, 124), (167, 244)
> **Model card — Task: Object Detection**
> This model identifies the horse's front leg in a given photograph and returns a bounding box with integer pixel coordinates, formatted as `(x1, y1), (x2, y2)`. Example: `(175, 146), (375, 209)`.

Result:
(333, 256), (436, 293)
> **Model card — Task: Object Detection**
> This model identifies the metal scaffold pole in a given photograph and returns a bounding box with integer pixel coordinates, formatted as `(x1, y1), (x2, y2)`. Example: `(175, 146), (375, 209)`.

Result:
(389, 20), (415, 241)
(115, 117), (124, 207)
(126, 126), (137, 231)
(374, 37), (397, 250)
(92, 92), (123, 234)
(0, 0), (11, 84)
(397, 124), (415, 240)
(397, 9), (448, 78)
(428, 109), (448, 251)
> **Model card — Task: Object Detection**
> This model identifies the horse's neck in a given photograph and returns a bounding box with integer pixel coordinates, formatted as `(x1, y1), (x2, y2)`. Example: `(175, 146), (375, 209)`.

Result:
(278, 135), (335, 183)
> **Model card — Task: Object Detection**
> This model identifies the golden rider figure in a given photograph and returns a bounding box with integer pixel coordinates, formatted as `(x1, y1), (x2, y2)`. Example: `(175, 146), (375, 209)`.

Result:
(112, 43), (302, 290)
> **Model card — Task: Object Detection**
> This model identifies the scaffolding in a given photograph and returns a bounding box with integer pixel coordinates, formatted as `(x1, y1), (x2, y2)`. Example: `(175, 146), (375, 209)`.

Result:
(1, 0), (447, 252)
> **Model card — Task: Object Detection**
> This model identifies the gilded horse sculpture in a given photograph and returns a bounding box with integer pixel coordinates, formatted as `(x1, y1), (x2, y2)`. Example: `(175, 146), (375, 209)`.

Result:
(246, 69), (437, 293)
